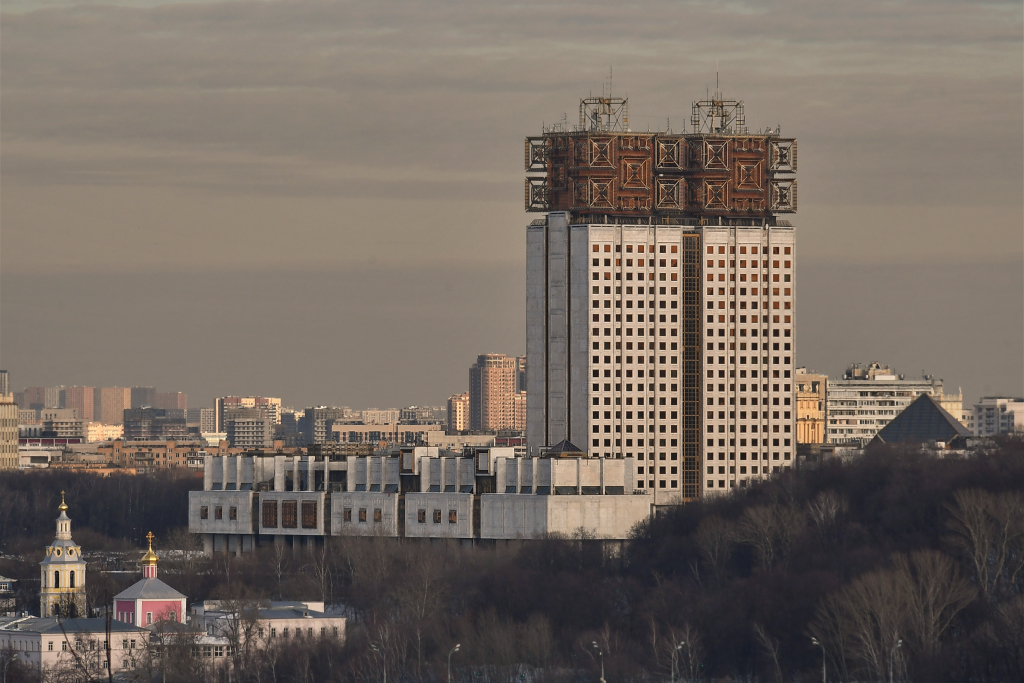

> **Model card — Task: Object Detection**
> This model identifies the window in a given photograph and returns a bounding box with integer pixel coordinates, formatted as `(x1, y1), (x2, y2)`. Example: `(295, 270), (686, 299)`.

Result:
(358, 508), (367, 523)
(229, 506), (237, 521)
(147, 612), (153, 625)
(449, 510), (458, 524)
(282, 500), (298, 528)
(343, 507), (352, 522)
(200, 506), (208, 520)
(54, 571), (60, 589)
(48, 642), (53, 651)
(301, 501), (318, 528)
(262, 501), (278, 528)
(433, 509), (442, 523)
(169, 611), (176, 622)
(70, 571), (75, 588)
(214, 506), (223, 520)
(417, 509), (426, 523)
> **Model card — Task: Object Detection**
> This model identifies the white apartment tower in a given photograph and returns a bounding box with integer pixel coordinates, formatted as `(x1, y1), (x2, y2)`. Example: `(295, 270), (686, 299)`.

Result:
(525, 93), (798, 504)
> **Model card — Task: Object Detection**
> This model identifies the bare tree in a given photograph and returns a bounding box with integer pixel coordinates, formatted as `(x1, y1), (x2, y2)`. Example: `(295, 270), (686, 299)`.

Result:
(693, 516), (735, 584)
(753, 623), (783, 683)
(893, 550), (975, 659)
(736, 504), (804, 572)
(947, 488), (1024, 602)
(807, 490), (847, 542)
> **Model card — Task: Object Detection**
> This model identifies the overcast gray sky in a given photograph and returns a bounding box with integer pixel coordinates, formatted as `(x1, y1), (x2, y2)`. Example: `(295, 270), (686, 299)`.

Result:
(2, 0), (1021, 410)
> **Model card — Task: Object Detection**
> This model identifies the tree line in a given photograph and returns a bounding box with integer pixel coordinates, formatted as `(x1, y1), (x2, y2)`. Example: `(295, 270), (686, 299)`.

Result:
(3, 438), (1024, 681)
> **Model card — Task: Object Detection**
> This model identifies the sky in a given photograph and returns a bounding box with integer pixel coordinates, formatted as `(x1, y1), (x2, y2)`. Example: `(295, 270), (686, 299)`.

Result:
(2, 0), (1021, 410)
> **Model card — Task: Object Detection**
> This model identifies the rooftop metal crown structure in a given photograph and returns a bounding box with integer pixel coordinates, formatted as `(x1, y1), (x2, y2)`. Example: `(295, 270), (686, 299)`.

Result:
(526, 94), (796, 221)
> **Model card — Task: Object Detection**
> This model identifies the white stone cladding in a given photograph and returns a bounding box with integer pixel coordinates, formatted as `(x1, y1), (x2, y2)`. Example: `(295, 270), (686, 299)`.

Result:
(700, 226), (796, 493)
(527, 216), (798, 501)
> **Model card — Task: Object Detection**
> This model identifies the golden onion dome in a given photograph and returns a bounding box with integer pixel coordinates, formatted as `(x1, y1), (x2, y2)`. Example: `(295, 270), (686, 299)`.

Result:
(141, 531), (159, 566)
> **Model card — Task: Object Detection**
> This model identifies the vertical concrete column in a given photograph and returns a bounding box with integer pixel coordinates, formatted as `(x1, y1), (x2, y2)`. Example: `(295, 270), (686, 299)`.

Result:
(292, 456), (300, 492)
(203, 455), (213, 490)
(576, 457), (582, 494)
(324, 455), (331, 491)
(274, 456), (285, 492)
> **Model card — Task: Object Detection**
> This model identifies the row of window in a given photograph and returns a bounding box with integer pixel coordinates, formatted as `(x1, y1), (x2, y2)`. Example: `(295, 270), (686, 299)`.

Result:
(417, 509), (459, 524)
(199, 505), (238, 521)
(594, 244), (681, 254)
(260, 501), (318, 529)
(707, 411), (792, 420)
(706, 259), (792, 269)
(706, 246), (791, 255)
(709, 452), (790, 461)
(707, 438), (793, 448)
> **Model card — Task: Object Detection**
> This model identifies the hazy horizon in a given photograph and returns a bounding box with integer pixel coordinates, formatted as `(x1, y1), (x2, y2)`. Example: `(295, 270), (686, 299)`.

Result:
(2, 0), (1021, 411)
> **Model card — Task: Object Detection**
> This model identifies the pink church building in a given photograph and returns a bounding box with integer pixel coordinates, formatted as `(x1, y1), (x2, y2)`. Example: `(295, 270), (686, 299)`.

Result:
(113, 532), (187, 627)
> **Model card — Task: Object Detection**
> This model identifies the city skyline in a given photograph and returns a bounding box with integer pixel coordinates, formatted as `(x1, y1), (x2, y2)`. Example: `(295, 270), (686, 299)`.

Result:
(2, 0), (1021, 411)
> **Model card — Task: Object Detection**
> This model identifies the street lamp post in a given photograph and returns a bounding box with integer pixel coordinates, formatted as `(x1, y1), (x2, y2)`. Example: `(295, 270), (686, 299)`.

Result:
(670, 642), (683, 683)
(371, 643), (386, 683)
(889, 639), (902, 683)
(811, 637), (826, 683)
(447, 643), (460, 683)
(3, 653), (18, 683)
(591, 641), (605, 683)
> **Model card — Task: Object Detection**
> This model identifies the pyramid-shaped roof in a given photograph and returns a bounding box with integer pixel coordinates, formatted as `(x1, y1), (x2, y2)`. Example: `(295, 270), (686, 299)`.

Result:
(543, 440), (585, 456)
(873, 394), (972, 448)
(114, 577), (186, 602)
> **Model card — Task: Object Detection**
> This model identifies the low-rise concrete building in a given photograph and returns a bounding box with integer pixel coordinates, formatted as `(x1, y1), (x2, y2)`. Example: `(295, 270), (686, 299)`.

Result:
(973, 397), (1024, 437)
(190, 444), (652, 553)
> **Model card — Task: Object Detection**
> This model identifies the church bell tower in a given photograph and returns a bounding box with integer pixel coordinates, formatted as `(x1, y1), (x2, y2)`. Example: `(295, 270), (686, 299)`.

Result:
(39, 492), (87, 618)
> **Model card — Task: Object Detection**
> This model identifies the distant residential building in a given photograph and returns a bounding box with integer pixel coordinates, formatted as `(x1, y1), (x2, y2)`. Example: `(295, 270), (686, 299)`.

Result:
(96, 387), (132, 425)
(215, 397), (282, 432)
(973, 397), (1024, 437)
(200, 408), (217, 433)
(795, 368), (827, 444)
(154, 391), (187, 411)
(226, 416), (274, 450)
(302, 407), (347, 444)
(129, 386), (156, 409)
(41, 410), (86, 440)
(447, 393), (470, 433)
(469, 354), (520, 432)
(61, 386), (94, 422)
(826, 363), (961, 447)
(513, 391), (527, 432)
(123, 408), (188, 441)
(0, 394), (17, 470)
(361, 409), (400, 425)
(99, 439), (218, 472)
(516, 355), (527, 393)
(85, 422), (123, 442)
(22, 387), (57, 411)
(331, 422), (443, 447)
(192, 600), (345, 644)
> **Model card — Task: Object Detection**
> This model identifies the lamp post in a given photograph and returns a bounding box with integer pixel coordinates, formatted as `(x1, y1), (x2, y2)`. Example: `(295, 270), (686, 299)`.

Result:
(591, 641), (605, 683)
(811, 637), (825, 683)
(889, 639), (902, 683)
(3, 653), (18, 683)
(371, 643), (386, 683)
(670, 642), (683, 683)
(447, 644), (460, 683)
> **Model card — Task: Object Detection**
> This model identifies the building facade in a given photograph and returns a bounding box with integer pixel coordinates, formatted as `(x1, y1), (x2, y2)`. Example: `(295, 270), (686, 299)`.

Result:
(973, 397), (1024, 437)
(0, 394), (17, 470)
(447, 392), (470, 433)
(39, 494), (86, 618)
(96, 387), (132, 425)
(470, 354), (522, 432)
(524, 93), (798, 504)
(826, 364), (962, 446)
(113, 533), (187, 628)
(154, 391), (188, 411)
(189, 446), (651, 553)
(123, 408), (188, 441)
(61, 387), (95, 422)
(795, 368), (827, 444)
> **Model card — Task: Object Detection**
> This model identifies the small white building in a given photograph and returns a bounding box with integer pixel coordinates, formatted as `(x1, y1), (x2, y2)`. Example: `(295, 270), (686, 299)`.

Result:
(191, 600), (345, 644)
(0, 616), (149, 677)
(973, 397), (1024, 437)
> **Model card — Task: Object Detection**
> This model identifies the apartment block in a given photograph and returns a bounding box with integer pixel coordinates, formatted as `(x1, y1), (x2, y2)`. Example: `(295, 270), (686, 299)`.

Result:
(447, 392), (470, 432)
(122, 408), (188, 441)
(96, 387), (132, 425)
(973, 397), (1024, 437)
(154, 392), (187, 411)
(130, 387), (156, 409)
(826, 364), (961, 446)
(61, 386), (95, 422)
(469, 354), (522, 432)
(0, 394), (17, 470)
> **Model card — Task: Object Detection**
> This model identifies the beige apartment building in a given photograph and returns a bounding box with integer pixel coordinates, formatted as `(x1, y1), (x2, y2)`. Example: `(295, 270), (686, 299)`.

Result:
(61, 387), (95, 422)
(0, 395), (18, 470)
(447, 392), (470, 432)
(95, 387), (132, 425)
(795, 368), (827, 444)
(469, 354), (522, 432)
